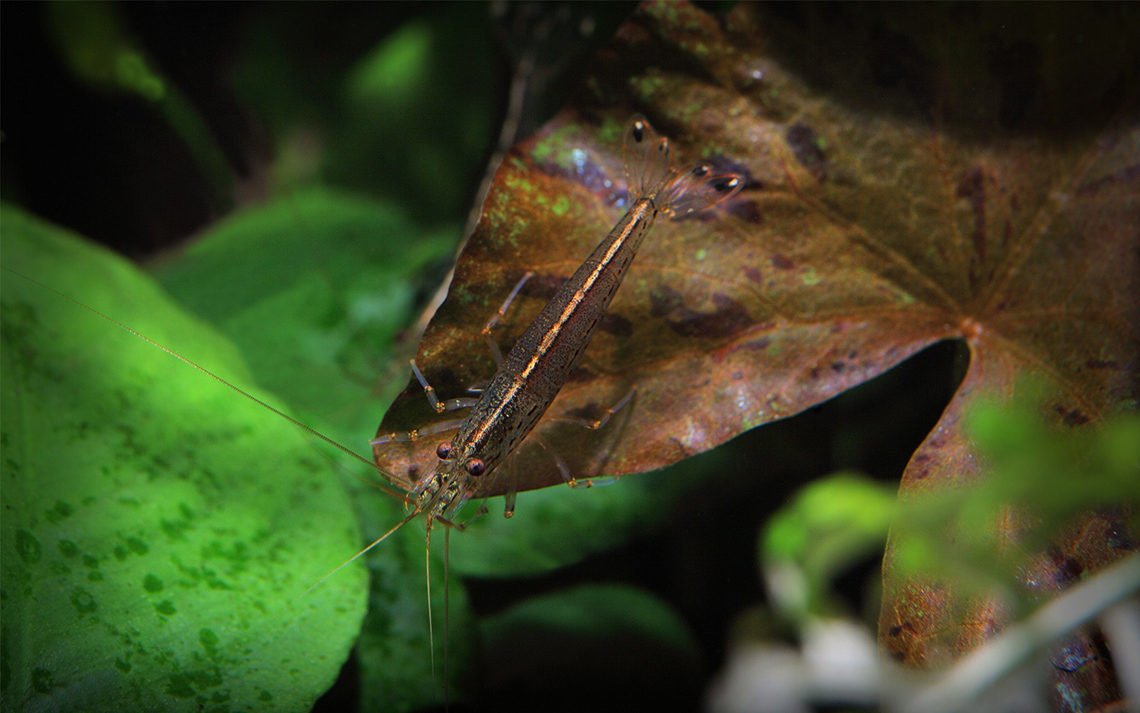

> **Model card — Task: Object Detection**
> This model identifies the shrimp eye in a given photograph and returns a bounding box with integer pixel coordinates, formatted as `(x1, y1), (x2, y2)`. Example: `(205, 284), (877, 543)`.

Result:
(436, 442), (452, 460)
(716, 176), (740, 192)
(632, 121), (645, 143)
(692, 164), (711, 178)
(465, 459), (485, 476)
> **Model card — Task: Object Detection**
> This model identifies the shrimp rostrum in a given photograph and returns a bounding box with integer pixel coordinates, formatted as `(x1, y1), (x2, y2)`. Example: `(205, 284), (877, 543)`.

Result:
(370, 115), (743, 543)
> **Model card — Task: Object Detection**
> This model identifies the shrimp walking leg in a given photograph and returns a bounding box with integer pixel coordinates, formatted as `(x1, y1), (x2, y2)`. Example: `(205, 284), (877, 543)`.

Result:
(532, 433), (618, 489)
(411, 359), (480, 414)
(481, 271), (534, 366)
(549, 387), (636, 431)
(529, 388), (635, 488)
(370, 361), (477, 445)
(370, 416), (468, 446)
(377, 274), (536, 445)
(532, 434), (575, 484)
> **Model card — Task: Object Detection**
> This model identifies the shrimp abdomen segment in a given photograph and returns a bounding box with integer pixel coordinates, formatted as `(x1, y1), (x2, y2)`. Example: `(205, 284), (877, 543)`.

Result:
(515, 201), (654, 385)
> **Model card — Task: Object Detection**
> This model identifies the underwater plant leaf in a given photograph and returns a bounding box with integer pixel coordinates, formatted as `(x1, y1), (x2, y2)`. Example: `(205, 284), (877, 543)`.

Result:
(152, 187), (457, 440)
(0, 206), (367, 712)
(330, 5), (497, 225)
(150, 189), (470, 712)
(375, 0), (1140, 696)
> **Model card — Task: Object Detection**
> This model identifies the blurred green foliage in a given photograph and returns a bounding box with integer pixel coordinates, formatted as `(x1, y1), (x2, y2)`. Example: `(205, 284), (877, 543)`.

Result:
(45, 1), (234, 209)
(232, 3), (497, 226)
(762, 474), (896, 623)
(893, 388), (1138, 600)
(46, 2), (165, 100)
(152, 188), (457, 438)
(762, 384), (1139, 633)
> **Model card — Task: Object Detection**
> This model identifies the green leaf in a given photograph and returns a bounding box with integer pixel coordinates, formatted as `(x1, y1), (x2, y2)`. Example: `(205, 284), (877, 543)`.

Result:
(1, 206), (367, 711)
(149, 188), (471, 711)
(152, 187), (456, 439)
(232, 4), (498, 220)
(46, 2), (165, 100)
(479, 584), (705, 710)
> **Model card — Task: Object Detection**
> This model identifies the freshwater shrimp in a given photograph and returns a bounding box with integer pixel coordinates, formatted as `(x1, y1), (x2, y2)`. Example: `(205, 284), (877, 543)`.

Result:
(358, 115), (743, 561)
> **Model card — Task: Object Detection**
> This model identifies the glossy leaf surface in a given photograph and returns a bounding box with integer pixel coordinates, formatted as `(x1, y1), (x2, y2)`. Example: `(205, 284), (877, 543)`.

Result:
(1, 208), (367, 712)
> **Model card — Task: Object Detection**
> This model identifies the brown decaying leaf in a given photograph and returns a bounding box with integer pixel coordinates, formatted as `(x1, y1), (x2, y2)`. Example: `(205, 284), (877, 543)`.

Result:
(376, 0), (1139, 703)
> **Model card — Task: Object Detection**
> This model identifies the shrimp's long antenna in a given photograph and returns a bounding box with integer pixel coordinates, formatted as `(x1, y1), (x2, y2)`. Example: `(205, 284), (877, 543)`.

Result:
(426, 524), (436, 683)
(300, 508), (421, 599)
(444, 525), (452, 706)
(4, 268), (400, 488)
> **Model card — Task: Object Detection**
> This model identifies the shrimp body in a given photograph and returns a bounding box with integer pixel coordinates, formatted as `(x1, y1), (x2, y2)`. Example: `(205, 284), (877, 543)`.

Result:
(415, 198), (659, 517)
(405, 117), (743, 521)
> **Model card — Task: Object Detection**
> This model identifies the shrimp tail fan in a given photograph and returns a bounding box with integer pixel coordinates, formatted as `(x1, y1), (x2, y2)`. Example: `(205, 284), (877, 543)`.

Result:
(658, 163), (743, 218)
(622, 114), (743, 214)
(623, 115), (673, 202)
